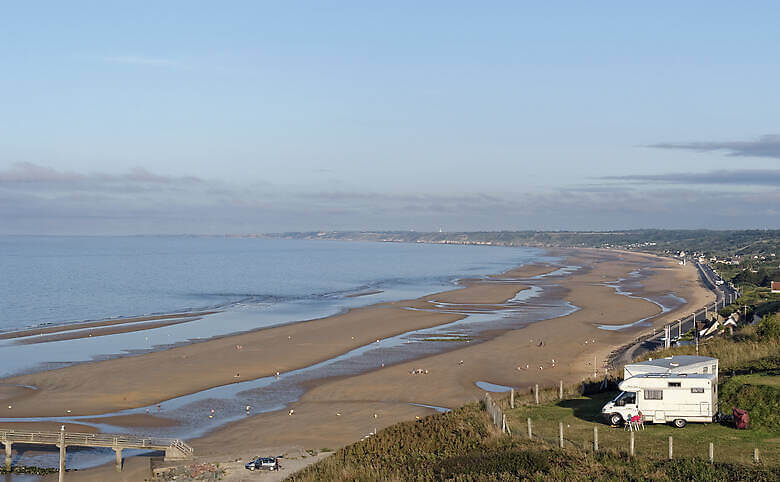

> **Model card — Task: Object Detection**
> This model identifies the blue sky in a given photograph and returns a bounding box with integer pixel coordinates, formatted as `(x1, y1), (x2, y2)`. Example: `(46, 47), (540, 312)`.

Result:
(1, 2), (778, 234)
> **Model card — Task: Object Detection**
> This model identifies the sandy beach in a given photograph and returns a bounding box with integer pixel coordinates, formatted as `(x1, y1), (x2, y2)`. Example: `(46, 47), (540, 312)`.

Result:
(0, 248), (715, 480)
(191, 249), (713, 460)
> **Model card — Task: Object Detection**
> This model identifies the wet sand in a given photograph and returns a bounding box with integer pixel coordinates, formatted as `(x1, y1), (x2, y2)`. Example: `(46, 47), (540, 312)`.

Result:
(14, 316), (205, 345)
(0, 249), (715, 478)
(0, 311), (218, 341)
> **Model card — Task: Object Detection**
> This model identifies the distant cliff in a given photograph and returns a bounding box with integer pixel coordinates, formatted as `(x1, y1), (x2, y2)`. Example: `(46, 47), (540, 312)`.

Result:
(259, 229), (779, 257)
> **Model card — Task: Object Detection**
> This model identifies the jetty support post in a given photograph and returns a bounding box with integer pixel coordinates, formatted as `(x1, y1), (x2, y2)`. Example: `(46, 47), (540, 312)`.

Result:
(593, 426), (598, 452)
(709, 442), (714, 463)
(115, 447), (123, 472)
(668, 436), (673, 460)
(527, 418), (532, 439)
(3, 441), (11, 471)
(534, 384), (539, 405)
(559, 380), (563, 400)
(630, 431), (634, 456)
(58, 427), (66, 482)
(510, 388), (515, 409)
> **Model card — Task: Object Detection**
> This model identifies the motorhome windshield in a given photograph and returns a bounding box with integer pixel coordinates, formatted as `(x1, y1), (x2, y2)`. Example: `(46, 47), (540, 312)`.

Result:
(614, 391), (636, 406)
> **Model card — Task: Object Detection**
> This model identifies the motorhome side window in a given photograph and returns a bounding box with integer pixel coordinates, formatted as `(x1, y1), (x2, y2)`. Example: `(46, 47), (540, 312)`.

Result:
(691, 387), (705, 393)
(615, 391), (636, 406)
(667, 382), (681, 387)
(644, 389), (663, 400)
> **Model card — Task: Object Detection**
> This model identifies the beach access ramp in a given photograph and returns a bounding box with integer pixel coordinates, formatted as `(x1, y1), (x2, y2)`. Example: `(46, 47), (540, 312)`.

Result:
(0, 428), (193, 472)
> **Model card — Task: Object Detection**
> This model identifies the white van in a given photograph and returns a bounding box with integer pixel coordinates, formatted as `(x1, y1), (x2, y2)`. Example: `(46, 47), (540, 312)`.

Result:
(601, 373), (717, 428)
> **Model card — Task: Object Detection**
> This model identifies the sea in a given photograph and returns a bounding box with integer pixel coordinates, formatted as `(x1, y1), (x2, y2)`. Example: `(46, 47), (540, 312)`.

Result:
(0, 235), (549, 334)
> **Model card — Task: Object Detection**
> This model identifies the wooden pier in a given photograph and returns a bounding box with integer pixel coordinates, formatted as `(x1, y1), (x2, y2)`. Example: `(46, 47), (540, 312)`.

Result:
(1, 428), (193, 473)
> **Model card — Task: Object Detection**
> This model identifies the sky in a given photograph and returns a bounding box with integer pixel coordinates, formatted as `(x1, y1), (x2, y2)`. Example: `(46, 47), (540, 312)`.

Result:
(1, 2), (779, 234)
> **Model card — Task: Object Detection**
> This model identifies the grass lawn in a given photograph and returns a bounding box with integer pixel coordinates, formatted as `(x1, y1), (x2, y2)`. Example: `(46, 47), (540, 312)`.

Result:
(505, 391), (780, 467)
(739, 373), (780, 389)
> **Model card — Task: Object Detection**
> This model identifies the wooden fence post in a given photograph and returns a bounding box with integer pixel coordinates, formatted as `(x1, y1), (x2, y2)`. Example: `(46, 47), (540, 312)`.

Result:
(534, 384), (539, 405)
(559, 380), (563, 400)
(629, 430), (634, 456)
(668, 436), (673, 460)
(593, 426), (598, 452)
(527, 418), (532, 439)
(754, 448), (759, 464)
(558, 422), (564, 448)
(709, 442), (713, 463)
(510, 388), (515, 409)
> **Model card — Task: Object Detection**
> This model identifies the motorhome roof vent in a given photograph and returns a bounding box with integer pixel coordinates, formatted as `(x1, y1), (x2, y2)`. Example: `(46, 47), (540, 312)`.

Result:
(670, 362), (679, 367)
(665, 356), (673, 359)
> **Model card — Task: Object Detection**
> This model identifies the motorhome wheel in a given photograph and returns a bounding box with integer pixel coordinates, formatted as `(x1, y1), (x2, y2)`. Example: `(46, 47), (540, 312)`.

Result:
(609, 413), (622, 426)
(672, 419), (687, 428)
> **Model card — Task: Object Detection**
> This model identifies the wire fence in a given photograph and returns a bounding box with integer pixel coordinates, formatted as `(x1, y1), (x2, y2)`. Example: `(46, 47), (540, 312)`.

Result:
(505, 416), (777, 467)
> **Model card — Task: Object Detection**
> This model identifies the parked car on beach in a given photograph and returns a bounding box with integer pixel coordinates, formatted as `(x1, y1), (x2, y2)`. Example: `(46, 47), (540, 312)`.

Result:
(245, 457), (280, 471)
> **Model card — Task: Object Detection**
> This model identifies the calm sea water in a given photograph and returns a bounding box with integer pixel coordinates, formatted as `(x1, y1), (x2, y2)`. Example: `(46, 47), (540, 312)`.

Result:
(0, 236), (548, 333)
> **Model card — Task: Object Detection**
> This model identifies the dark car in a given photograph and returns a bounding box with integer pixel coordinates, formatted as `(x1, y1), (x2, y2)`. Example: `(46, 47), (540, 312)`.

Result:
(245, 456), (280, 471)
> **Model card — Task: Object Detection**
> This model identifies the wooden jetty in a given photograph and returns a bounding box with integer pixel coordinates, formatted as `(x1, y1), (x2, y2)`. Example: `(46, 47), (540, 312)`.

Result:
(1, 428), (193, 473)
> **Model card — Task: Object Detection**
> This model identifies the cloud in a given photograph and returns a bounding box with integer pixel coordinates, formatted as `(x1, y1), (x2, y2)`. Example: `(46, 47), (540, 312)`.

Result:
(647, 134), (780, 159)
(598, 169), (780, 186)
(301, 190), (503, 205)
(0, 162), (201, 187)
(1, 163), (778, 234)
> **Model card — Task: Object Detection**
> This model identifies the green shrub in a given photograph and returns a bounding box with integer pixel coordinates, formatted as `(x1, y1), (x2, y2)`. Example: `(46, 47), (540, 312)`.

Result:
(720, 375), (780, 432)
(757, 313), (780, 339)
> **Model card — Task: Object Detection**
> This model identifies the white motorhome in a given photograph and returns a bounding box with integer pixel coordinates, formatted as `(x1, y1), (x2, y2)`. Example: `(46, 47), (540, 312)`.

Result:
(601, 373), (717, 428)
(623, 355), (718, 381)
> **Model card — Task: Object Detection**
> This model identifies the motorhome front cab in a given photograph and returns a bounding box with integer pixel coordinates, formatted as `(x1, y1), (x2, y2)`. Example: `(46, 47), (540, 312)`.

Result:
(601, 373), (717, 428)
